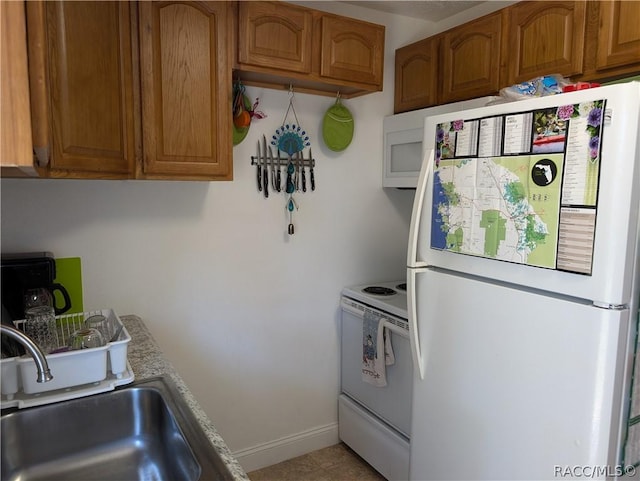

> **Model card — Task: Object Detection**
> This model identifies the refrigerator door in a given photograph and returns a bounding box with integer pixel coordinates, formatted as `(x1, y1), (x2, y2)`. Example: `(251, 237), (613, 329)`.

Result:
(409, 83), (640, 306)
(409, 269), (631, 481)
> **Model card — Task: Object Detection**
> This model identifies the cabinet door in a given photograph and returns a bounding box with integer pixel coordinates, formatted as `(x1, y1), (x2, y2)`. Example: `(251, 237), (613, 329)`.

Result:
(139, 1), (232, 179)
(506, 1), (586, 84)
(318, 15), (384, 88)
(441, 13), (502, 104)
(238, 1), (312, 74)
(41, 1), (135, 176)
(596, 0), (640, 71)
(394, 37), (439, 113)
(1, 0), (36, 176)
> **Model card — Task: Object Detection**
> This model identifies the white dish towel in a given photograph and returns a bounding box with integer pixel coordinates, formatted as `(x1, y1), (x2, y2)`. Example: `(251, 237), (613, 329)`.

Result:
(362, 309), (395, 387)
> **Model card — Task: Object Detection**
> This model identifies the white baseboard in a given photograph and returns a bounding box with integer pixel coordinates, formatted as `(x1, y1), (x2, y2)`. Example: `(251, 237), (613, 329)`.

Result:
(232, 422), (340, 473)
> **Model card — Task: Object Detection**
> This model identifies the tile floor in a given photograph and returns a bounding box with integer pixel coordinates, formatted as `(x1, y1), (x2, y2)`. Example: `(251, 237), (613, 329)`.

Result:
(247, 443), (387, 481)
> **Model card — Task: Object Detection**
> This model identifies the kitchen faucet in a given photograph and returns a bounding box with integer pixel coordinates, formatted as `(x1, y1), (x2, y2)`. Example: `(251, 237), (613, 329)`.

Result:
(1, 325), (53, 383)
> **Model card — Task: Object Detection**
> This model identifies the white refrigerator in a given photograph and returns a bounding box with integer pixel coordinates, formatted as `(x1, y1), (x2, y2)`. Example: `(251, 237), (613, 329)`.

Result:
(407, 82), (640, 480)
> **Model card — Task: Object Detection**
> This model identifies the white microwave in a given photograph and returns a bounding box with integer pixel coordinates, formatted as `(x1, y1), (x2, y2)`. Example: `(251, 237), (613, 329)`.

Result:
(383, 97), (500, 188)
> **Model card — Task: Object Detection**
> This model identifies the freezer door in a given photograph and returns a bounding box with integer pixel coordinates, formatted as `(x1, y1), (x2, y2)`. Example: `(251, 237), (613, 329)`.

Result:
(409, 269), (631, 481)
(409, 82), (640, 306)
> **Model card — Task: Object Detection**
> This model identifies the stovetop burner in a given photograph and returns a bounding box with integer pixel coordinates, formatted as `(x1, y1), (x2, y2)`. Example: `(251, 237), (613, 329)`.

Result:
(396, 283), (406, 291)
(363, 286), (396, 296)
(343, 281), (407, 319)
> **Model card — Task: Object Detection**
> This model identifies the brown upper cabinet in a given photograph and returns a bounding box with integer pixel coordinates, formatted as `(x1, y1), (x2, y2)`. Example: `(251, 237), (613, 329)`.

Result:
(6, 0), (382, 180)
(505, 1), (586, 85)
(238, 1), (313, 74)
(577, 0), (640, 81)
(318, 14), (384, 87)
(1, 0), (36, 177)
(27, 1), (136, 178)
(394, 8), (507, 113)
(236, 1), (385, 98)
(394, 36), (439, 112)
(394, 0), (640, 113)
(138, 1), (233, 180)
(19, 0), (233, 181)
(441, 12), (503, 104)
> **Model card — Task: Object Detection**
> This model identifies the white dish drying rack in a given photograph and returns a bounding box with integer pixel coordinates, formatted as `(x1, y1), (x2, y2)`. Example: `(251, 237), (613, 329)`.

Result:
(1, 309), (134, 409)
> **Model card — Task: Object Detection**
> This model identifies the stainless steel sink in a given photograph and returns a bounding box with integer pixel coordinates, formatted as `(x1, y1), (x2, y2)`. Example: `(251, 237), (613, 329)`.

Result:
(1, 376), (235, 481)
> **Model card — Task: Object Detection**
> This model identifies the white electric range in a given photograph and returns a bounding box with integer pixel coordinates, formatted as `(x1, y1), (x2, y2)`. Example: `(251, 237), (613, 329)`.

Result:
(339, 280), (412, 481)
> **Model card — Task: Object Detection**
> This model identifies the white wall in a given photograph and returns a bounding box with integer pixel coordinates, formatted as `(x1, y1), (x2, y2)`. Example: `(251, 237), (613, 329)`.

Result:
(0, 1), (511, 472)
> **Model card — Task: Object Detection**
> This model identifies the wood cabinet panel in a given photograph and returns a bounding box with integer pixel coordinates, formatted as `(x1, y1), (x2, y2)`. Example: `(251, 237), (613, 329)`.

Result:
(319, 15), (384, 86)
(43, 1), (135, 176)
(441, 12), (502, 103)
(139, 1), (232, 179)
(506, 1), (586, 84)
(394, 0), (637, 114)
(596, 0), (640, 71)
(394, 37), (438, 113)
(238, 1), (312, 74)
(1, 0), (36, 177)
(235, 1), (384, 98)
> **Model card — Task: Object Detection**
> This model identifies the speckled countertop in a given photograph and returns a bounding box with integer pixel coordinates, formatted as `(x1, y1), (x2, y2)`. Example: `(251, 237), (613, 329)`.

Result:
(121, 315), (250, 481)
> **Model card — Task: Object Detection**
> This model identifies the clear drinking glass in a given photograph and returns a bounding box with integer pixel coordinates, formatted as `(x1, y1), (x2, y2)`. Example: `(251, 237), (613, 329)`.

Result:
(84, 314), (111, 340)
(68, 328), (105, 350)
(24, 305), (57, 354)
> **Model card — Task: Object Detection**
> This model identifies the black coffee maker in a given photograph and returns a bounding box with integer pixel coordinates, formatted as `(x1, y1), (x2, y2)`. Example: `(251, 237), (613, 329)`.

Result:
(1, 252), (72, 321)
(2, 252), (73, 357)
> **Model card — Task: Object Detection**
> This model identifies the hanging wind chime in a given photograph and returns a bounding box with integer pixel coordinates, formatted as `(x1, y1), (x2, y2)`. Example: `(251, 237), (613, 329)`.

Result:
(270, 88), (311, 235)
(251, 86), (316, 236)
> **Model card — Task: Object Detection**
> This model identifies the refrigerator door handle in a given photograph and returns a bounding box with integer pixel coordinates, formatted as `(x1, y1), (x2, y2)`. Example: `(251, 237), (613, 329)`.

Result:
(407, 148), (433, 269)
(407, 268), (425, 380)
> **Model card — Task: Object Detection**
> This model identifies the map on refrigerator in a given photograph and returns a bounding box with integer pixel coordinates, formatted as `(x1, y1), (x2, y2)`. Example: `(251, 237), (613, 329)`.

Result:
(431, 100), (606, 275)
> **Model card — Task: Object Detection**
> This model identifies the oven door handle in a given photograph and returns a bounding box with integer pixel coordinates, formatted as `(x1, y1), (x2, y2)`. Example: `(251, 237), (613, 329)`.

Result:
(381, 321), (409, 338)
(341, 300), (409, 338)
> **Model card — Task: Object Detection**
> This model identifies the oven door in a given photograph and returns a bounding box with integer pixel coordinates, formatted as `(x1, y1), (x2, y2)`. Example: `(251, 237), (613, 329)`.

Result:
(340, 299), (413, 436)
